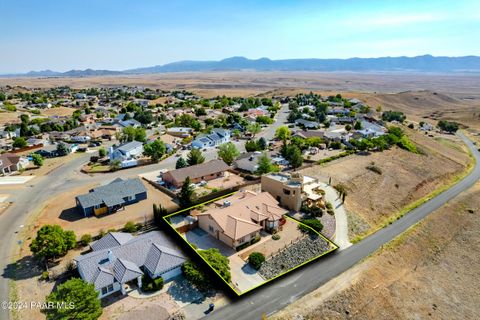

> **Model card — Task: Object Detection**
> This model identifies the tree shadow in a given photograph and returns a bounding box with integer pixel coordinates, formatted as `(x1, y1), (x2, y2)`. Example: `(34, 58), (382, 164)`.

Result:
(59, 207), (84, 222)
(241, 263), (258, 275)
(167, 276), (207, 304)
(2, 255), (44, 281)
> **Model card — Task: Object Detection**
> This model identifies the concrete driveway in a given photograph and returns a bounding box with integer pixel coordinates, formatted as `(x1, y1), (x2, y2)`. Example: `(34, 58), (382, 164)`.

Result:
(229, 255), (264, 293)
(184, 228), (235, 256)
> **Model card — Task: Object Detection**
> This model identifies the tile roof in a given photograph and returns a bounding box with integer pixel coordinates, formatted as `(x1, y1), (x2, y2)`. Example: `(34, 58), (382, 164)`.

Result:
(198, 191), (287, 241)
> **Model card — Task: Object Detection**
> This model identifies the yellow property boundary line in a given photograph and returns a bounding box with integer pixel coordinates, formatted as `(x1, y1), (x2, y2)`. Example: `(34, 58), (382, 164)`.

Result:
(163, 192), (339, 296)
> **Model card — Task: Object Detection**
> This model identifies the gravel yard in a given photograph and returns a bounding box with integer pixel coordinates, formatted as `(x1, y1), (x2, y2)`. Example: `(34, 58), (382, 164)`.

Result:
(259, 234), (334, 280)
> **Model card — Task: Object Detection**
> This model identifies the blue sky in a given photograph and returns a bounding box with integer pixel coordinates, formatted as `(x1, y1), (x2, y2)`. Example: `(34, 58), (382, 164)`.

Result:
(1, 0), (479, 73)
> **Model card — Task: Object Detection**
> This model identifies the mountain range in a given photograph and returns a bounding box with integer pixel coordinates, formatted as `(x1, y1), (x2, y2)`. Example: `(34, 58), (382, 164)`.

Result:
(3, 55), (480, 77)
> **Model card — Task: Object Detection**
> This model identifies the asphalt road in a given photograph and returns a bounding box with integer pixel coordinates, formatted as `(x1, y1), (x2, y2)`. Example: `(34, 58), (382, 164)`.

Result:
(208, 132), (480, 320)
(0, 105), (289, 319)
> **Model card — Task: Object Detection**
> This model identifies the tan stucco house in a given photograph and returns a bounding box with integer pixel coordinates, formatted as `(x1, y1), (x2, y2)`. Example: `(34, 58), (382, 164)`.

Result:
(196, 191), (287, 249)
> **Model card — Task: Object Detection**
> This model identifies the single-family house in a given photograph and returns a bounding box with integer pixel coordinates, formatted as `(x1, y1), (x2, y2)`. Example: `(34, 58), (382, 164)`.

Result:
(0, 153), (28, 175)
(191, 128), (230, 149)
(75, 231), (186, 298)
(119, 119), (142, 128)
(109, 141), (144, 162)
(196, 190), (288, 249)
(295, 119), (320, 129)
(161, 159), (230, 188)
(261, 172), (324, 211)
(166, 127), (192, 138)
(75, 177), (147, 216)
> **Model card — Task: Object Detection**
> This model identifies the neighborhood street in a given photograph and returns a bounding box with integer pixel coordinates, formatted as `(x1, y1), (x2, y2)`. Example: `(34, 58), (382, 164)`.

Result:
(0, 105), (289, 319)
(207, 132), (480, 320)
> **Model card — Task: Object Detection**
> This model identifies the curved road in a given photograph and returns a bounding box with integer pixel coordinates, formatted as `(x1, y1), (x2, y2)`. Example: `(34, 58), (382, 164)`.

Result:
(208, 132), (480, 320)
(0, 104), (291, 319)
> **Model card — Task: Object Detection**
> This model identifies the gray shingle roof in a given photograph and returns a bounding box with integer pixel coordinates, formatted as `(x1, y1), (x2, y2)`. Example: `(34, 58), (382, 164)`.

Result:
(143, 243), (186, 276)
(76, 177), (147, 209)
(164, 159), (230, 184)
(75, 231), (186, 290)
(116, 141), (143, 154)
(90, 232), (134, 251)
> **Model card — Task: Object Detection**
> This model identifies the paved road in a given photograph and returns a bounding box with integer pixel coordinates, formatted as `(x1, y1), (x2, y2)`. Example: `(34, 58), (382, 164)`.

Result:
(208, 132), (480, 320)
(0, 106), (289, 319)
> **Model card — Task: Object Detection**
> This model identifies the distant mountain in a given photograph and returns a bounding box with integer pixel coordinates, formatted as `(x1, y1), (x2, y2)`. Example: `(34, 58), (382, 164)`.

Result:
(4, 55), (480, 77)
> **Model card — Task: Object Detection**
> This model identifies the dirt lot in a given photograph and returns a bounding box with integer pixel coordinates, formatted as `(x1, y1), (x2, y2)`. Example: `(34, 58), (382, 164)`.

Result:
(301, 128), (472, 240)
(34, 180), (178, 238)
(272, 182), (480, 320)
(41, 106), (76, 117)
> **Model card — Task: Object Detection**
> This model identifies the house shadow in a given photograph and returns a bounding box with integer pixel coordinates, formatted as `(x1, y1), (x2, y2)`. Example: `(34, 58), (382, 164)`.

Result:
(100, 291), (129, 308)
(59, 206), (84, 222)
(2, 255), (44, 281)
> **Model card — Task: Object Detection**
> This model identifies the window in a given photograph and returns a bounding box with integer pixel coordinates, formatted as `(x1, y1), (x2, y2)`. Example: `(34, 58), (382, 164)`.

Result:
(127, 195), (134, 201)
(283, 189), (291, 195)
(239, 237), (245, 243)
(209, 225), (214, 233)
(101, 284), (114, 295)
(250, 233), (256, 239)
(94, 204), (101, 209)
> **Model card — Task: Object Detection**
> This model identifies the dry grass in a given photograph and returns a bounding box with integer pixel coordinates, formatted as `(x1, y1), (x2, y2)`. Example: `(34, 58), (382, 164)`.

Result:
(271, 182), (480, 320)
(301, 129), (472, 240)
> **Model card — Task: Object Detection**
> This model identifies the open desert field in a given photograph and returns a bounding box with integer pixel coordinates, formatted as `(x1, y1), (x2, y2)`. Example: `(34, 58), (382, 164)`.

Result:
(301, 128), (473, 240)
(2, 72), (479, 129)
(271, 181), (480, 320)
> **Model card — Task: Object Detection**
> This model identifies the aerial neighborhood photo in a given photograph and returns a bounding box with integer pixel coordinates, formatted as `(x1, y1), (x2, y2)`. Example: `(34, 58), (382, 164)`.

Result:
(0, 1), (479, 320)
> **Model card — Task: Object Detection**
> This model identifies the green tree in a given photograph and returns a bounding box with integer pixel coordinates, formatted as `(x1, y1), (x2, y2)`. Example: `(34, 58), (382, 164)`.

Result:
(13, 137), (27, 149)
(257, 137), (267, 150)
(256, 152), (277, 175)
(56, 142), (69, 156)
(153, 204), (168, 227)
(143, 139), (166, 162)
(198, 248), (231, 282)
(275, 125), (291, 143)
(98, 147), (107, 157)
(31, 153), (44, 166)
(246, 123), (261, 138)
(0, 92), (5, 101)
(175, 157), (188, 169)
(299, 219), (324, 233)
(109, 159), (121, 171)
(30, 225), (76, 260)
(353, 121), (362, 130)
(179, 176), (195, 208)
(245, 140), (260, 152)
(248, 252), (265, 269)
(187, 149), (205, 166)
(287, 145), (303, 169)
(438, 120), (459, 133)
(217, 142), (240, 165)
(182, 261), (210, 290)
(121, 127), (146, 142)
(44, 278), (102, 320)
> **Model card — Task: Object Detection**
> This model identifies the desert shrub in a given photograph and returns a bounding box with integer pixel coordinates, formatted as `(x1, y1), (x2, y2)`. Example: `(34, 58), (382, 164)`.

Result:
(248, 252), (265, 269)
(366, 164), (382, 175)
(299, 219), (324, 233)
(123, 221), (138, 233)
(79, 234), (92, 247)
(141, 275), (164, 292)
(40, 271), (50, 281)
